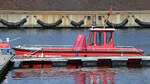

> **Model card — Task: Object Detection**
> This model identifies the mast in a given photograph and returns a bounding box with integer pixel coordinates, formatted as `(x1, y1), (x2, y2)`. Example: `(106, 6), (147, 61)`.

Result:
(104, 0), (114, 28)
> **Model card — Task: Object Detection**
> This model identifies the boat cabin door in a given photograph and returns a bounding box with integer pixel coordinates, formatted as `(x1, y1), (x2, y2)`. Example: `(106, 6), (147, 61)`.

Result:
(87, 28), (115, 50)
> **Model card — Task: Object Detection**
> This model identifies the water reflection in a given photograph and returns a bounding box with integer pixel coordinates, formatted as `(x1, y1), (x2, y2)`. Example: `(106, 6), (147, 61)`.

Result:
(10, 68), (114, 84)
(2, 67), (150, 84)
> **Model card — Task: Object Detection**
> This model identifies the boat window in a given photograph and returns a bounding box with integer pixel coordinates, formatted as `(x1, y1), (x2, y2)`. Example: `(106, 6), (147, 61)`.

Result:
(106, 32), (112, 44)
(96, 32), (104, 45)
(89, 32), (94, 46)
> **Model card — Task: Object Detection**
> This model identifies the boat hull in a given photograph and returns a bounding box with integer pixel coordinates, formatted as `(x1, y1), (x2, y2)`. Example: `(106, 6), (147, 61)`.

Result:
(13, 48), (144, 58)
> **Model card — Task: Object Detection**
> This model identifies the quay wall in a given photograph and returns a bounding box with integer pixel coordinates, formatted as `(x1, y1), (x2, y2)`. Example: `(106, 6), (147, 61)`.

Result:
(0, 10), (150, 27)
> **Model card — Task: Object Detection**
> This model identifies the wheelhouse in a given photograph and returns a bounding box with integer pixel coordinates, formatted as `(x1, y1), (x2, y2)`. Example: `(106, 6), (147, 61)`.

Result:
(87, 28), (115, 50)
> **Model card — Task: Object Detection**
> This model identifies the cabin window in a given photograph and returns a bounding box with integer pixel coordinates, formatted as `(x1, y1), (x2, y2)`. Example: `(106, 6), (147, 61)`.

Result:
(89, 32), (94, 46)
(96, 32), (104, 45)
(106, 32), (112, 44)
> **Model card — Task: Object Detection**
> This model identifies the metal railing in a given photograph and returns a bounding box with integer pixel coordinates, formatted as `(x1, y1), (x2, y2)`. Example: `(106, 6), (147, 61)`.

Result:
(21, 45), (73, 48)
(14, 45), (140, 52)
(116, 46), (135, 49)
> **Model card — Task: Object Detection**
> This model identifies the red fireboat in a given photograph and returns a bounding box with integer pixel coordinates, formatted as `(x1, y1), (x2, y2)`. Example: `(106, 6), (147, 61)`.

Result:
(13, 27), (144, 58)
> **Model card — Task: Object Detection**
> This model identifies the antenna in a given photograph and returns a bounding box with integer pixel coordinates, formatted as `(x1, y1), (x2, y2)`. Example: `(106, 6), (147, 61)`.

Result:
(104, 0), (114, 28)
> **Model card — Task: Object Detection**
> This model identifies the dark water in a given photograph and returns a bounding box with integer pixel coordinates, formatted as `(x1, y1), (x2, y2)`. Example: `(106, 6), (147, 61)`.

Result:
(1, 28), (150, 84)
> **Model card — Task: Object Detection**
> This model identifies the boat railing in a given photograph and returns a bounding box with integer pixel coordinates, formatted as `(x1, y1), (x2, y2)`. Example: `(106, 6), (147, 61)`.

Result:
(116, 46), (135, 49)
(85, 46), (137, 50)
(21, 45), (73, 48)
(17, 45), (137, 50)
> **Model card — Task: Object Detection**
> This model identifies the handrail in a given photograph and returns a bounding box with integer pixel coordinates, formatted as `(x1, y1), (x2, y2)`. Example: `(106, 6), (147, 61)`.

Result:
(16, 45), (73, 48)
(15, 45), (138, 50)
(116, 46), (135, 48)
(32, 45), (73, 47)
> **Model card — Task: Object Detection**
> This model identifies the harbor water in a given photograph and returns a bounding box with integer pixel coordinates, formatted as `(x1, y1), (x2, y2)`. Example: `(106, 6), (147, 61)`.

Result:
(1, 28), (150, 84)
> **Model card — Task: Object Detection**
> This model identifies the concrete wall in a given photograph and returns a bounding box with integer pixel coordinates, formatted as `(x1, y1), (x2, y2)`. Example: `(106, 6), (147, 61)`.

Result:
(0, 10), (150, 27)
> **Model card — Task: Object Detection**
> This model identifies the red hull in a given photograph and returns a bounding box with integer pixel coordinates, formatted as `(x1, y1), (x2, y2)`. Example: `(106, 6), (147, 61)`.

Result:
(13, 48), (144, 58)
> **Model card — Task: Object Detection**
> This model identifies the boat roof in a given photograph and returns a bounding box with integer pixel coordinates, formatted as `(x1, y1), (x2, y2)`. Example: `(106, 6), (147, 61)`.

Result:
(90, 28), (115, 32)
